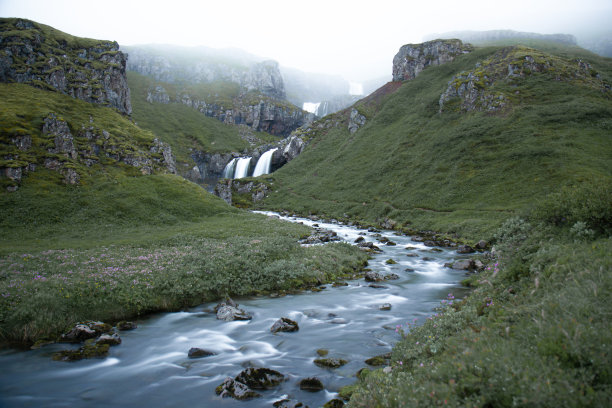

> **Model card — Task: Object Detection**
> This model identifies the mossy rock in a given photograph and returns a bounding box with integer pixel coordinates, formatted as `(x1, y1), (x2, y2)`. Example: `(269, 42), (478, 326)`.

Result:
(338, 383), (359, 400)
(52, 342), (110, 361)
(314, 357), (348, 368)
(385, 259), (397, 265)
(323, 399), (345, 407)
(316, 348), (329, 356)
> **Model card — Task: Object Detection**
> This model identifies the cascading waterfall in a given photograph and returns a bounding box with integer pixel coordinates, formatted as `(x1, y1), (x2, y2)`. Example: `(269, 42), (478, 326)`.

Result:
(233, 157), (252, 179)
(302, 102), (321, 114)
(252, 148), (278, 177)
(221, 158), (237, 179)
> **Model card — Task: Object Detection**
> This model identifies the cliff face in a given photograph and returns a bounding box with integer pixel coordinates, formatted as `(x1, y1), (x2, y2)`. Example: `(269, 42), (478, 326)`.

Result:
(392, 39), (473, 82)
(0, 18), (131, 114)
(439, 46), (611, 113)
(143, 83), (312, 137)
(126, 46), (286, 100)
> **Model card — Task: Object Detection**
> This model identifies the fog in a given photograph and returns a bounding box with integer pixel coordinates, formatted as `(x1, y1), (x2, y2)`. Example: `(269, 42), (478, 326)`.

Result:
(1, 0), (610, 81)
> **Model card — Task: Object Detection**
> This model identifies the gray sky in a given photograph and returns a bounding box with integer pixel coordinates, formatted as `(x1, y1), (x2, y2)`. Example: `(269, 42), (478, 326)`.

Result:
(1, 0), (610, 81)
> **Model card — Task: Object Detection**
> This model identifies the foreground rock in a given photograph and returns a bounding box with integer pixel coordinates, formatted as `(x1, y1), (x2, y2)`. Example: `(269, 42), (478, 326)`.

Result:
(215, 377), (261, 400)
(314, 357), (348, 368)
(270, 317), (299, 333)
(235, 367), (285, 389)
(52, 342), (110, 362)
(188, 348), (215, 358)
(364, 271), (384, 282)
(300, 377), (324, 392)
(216, 305), (252, 321)
(274, 399), (308, 408)
(61, 321), (112, 343)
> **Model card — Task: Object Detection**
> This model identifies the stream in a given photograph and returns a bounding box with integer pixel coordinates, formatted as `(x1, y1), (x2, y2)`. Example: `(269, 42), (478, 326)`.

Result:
(0, 212), (470, 408)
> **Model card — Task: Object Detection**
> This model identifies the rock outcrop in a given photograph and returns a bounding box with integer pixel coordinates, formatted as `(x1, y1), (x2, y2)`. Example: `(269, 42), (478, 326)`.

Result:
(0, 18), (131, 114)
(392, 39), (473, 82)
(242, 60), (286, 100)
(439, 46), (610, 113)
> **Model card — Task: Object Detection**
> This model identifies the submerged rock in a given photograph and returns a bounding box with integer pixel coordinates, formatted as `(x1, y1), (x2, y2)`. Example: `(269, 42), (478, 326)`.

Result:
(270, 317), (299, 333)
(314, 357), (348, 368)
(52, 343), (110, 362)
(384, 273), (400, 280)
(188, 348), (216, 358)
(299, 377), (324, 392)
(116, 321), (137, 331)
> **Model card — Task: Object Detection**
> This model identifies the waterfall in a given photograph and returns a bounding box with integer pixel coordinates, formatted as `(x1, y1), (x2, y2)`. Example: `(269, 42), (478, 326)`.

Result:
(302, 102), (321, 114)
(252, 148), (278, 177)
(233, 157), (252, 179)
(222, 158), (237, 179)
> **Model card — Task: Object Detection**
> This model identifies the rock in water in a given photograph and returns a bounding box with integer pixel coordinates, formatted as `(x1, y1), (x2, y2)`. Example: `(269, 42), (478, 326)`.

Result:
(314, 358), (348, 368)
(96, 333), (121, 346)
(270, 317), (299, 333)
(116, 321), (137, 331)
(215, 377), (260, 400)
(188, 348), (215, 358)
(457, 244), (475, 254)
(299, 377), (324, 392)
(216, 305), (252, 321)
(324, 399), (345, 408)
(364, 271), (384, 282)
(234, 367), (285, 389)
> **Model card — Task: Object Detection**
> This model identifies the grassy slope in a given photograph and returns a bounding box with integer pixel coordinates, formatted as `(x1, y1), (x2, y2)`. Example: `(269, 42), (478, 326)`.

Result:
(128, 71), (282, 166)
(258, 44), (612, 239)
(0, 77), (366, 346)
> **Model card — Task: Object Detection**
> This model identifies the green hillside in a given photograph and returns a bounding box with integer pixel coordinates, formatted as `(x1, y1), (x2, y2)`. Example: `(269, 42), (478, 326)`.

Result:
(127, 71), (280, 165)
(258, 43), (612, 238)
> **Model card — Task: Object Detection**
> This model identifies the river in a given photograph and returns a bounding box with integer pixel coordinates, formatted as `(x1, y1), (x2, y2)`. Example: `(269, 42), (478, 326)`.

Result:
(0, 212), (470, 407)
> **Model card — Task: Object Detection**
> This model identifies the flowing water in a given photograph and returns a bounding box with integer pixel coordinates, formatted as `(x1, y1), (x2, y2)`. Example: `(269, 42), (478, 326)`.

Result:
(0, 212), (470, 408)
(233, 157), (252, 179)
(252, 149), (278, 178)
(222, 158), (238, 179)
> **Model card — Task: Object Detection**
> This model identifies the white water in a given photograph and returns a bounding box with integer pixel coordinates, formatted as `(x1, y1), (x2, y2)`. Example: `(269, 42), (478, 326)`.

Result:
(0, 213), (472, 408)
(221, 158), (237, 179)
(349, 82), (363, 95)
(252, 148), (278, 177)
(302, 102), (321, 114)
(233, 157), (252, 179)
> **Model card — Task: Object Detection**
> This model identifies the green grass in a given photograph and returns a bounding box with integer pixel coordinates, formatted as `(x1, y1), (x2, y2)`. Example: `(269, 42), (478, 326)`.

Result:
(127, 71), (281, 165)
(348, 212), (612, 407)
(257, 43), (612, 239)
(0, 173), (367, 345)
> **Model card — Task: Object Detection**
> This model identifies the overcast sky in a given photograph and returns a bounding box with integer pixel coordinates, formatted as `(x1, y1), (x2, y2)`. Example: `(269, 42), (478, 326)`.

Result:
(1, 0), (610, 81)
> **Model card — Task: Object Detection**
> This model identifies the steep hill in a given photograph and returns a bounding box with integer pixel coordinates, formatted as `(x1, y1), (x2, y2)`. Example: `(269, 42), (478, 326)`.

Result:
(256, 40), (612, 238)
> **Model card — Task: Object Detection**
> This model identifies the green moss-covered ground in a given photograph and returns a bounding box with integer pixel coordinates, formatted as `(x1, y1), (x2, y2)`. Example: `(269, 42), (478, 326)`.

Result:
(257, 43), (612, 239)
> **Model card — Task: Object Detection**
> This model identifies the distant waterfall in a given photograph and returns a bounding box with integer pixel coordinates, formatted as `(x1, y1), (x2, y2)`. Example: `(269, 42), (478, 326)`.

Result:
(302, 102), (321, 114)
(222, 158), (237, 179)
(234, 157), (252, 179)
(252, 148), (278, 177)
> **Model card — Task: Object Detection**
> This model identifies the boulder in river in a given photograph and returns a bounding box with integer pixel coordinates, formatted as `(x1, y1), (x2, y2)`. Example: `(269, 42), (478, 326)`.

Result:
(273, 399), (308, 408)
(379, 303), (392, 311)
(475, 240), (488, 250)
(52, 342), (110, 362)
(299, 377), (324, 392)
(324, 399), (345, 407)
(216, 305), (252, 321)
(354, 236), (365, 243)
(116, 321), (137, 331)
(96, 333), (121, 346)
(364, 271), (384, 282)
(215, 377), (261, 400)
(457, 244), (475, 254)
(61, 321), (112, 343)
(369, 284), (388, 289)
(314, 357), (348, 368)
(384, 273), (400, 280)
(270, 317), (299, 333)
(450, 259), (475, 271)
(188, 348), (216, 358)
(234, 367), (285, 389)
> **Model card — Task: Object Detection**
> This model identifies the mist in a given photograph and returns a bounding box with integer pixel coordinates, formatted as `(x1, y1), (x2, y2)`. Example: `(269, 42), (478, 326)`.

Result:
(1, 0), (611, 82)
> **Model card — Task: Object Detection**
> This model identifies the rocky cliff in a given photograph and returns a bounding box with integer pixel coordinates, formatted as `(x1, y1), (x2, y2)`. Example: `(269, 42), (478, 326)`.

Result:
(0, 18), (131, 114)
(392, 39), (473, 82)
(439, 45), (611, 113)
(142, 82), (312, 137)
(125, 46), (286, 100)
(424, 30), (577, 46)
